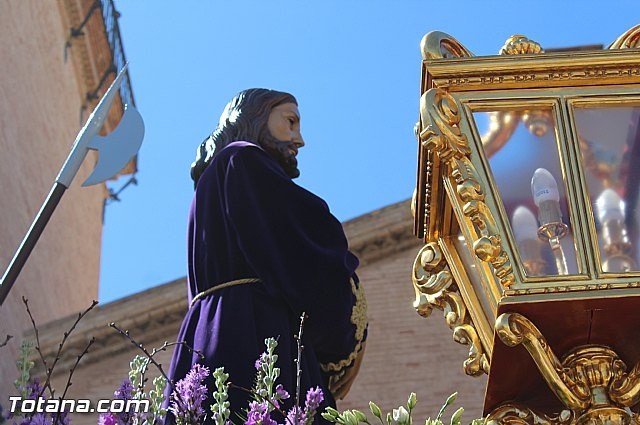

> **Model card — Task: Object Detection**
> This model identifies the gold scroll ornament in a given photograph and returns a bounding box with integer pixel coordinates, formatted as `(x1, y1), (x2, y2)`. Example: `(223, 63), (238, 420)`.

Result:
(419, 88), (516, 288)
(411, 242), (489, 376)
(488, 312), (640, 424)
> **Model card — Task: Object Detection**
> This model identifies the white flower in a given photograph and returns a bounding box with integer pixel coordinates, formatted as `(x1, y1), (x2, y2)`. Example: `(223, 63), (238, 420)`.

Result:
(392, 406), (410, 425)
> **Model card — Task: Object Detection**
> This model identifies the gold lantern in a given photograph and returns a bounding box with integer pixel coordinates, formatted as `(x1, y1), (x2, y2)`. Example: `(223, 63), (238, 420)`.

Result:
(411, 25), (640, 424)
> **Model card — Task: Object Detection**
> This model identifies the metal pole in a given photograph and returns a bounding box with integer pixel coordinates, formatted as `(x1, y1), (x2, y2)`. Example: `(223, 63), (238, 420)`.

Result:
(0, 182), (67, 305)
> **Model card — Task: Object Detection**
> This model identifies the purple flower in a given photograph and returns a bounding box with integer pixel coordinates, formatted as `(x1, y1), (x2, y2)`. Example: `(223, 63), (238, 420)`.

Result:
(114, 379), (133, 400)
(254, 353), (270, 371)
(97, 412), (118, 425)
(50, 412), (70, 425)
(245, 401), (277, 425)
(304, 387), (323, 412)
(33, 414), (49, 425)
(169, 364), (210, 425)
(111, 379), (135, 424)
(247, 400), (266, 416)
(26, 380), (44, 400)
(186, 363), (210, 384)
(275, 385), (289, 401)
(17, 414), (51, 425)
(286, 406), (306, 425)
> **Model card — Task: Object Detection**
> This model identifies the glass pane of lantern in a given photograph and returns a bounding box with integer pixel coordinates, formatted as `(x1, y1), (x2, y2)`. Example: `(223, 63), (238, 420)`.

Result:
(454, 231), (499, 321)
(574, 104), (640, 273)
(472, 108), (580, 277)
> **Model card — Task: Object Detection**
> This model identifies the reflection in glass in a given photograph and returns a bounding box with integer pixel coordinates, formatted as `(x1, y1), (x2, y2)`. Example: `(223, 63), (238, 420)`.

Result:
(473, 109), (579, 277)
(531, 168), (569, 275)
(574, 105), (640, 273)
(454, 232), (498, 319)
(512, 206), (545, 275)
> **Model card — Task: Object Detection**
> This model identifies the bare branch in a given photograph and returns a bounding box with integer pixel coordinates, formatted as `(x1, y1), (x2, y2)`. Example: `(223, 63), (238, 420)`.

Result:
(0, 334), (12, 348)
(109, 322), (203, 412)
(110, 322), (172, 385)
(294, 312), (307, 409)
(54, 336), (95, 425)
(29, 298), (99, 400)
(23, 296), (55, 397)
(150, 340), (191, 359)
(109, 323), (203, 391)
(60, 336), (95, 400)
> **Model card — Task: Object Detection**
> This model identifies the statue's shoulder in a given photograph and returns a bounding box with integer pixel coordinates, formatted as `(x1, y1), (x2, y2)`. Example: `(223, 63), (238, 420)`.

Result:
(212, 140), (280, 175)
(203, 140), (288, 185)
(197, 141), (275, 193)
(217, 141), (266, 161)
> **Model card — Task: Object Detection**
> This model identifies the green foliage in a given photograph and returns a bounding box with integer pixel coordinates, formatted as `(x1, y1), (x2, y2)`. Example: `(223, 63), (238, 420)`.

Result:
(210, 367), (231, 425)
(128, 354), (167, 425)
(146, 375), (168, 425)
(322, 392), (484, 425)
(14, 340), (35, 401)
(129, 355), (149, 390)
(254, 337), (280, 400)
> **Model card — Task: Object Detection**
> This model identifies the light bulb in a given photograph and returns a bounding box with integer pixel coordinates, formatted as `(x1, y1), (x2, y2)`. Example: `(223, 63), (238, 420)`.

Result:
(512, 206), (539, 243)
(531, 168), (560, 206)
(595, 188), (625, 223)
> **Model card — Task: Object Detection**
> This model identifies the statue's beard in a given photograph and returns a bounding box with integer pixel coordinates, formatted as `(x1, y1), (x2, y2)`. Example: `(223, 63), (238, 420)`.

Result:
(260, 135), (300, 179)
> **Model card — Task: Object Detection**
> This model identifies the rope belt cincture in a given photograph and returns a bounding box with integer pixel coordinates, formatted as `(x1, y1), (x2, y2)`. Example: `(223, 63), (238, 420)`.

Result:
(190, 277), (261, 308)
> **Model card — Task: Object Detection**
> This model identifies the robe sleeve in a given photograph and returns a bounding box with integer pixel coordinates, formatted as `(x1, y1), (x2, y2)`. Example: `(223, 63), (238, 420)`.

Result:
(222, 144), (367, 385)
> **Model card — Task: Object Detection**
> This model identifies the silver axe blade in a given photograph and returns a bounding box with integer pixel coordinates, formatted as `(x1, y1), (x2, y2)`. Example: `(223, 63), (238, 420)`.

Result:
(82, 104), (144, 186)
(0, 64), (144, 306)
(57, 64), (144, 188)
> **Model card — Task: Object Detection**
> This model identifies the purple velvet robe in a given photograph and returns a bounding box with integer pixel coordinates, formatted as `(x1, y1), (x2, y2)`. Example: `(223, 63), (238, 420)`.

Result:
(164, 141), (365, 424)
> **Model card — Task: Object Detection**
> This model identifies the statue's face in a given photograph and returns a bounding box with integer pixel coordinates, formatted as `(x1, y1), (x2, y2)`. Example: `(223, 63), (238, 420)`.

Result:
(264, 102), (304, 178)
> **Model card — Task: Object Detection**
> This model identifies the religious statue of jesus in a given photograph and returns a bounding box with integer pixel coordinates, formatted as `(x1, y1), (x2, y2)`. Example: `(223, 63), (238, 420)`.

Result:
(165, 88), (367, 424)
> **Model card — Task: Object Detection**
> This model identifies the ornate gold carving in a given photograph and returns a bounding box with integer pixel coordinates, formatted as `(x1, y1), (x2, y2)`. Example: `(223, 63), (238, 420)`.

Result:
(412, 156), (432, 229)
(499, 35), (544, 56)
(320, 278), (367, 374)
(416, 25), (640, 424)
(492, 312), (640, 424)
(350, 279), (367, 343)
(412, 243), (489, 376)
(496, 313), (590, 410)
(574, 408), (634, 425)
(487, 403), (573, 425)
(611, 359), (640, 407)
(453, 324), (490, 377)
(435, 68), (640, 89)
(420, 89), (471, 160)
(420, 88), (515, 288)
(454, 157), (515, 286)
(412, 242), (450, 317)
(609, 24), (640, 49)
(420, 31), (474, 60)
(564, 346), (626, 398)
(504, 280), (640, 296)
(421, 27), (640, 91)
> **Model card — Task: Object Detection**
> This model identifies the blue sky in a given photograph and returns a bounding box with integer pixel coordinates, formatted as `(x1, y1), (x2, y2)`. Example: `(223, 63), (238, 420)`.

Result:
(98, 1), (639, 302)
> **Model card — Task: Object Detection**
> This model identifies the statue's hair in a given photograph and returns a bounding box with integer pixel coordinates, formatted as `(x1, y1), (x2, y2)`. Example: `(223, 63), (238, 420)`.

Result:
(190, 88), (297, 186)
